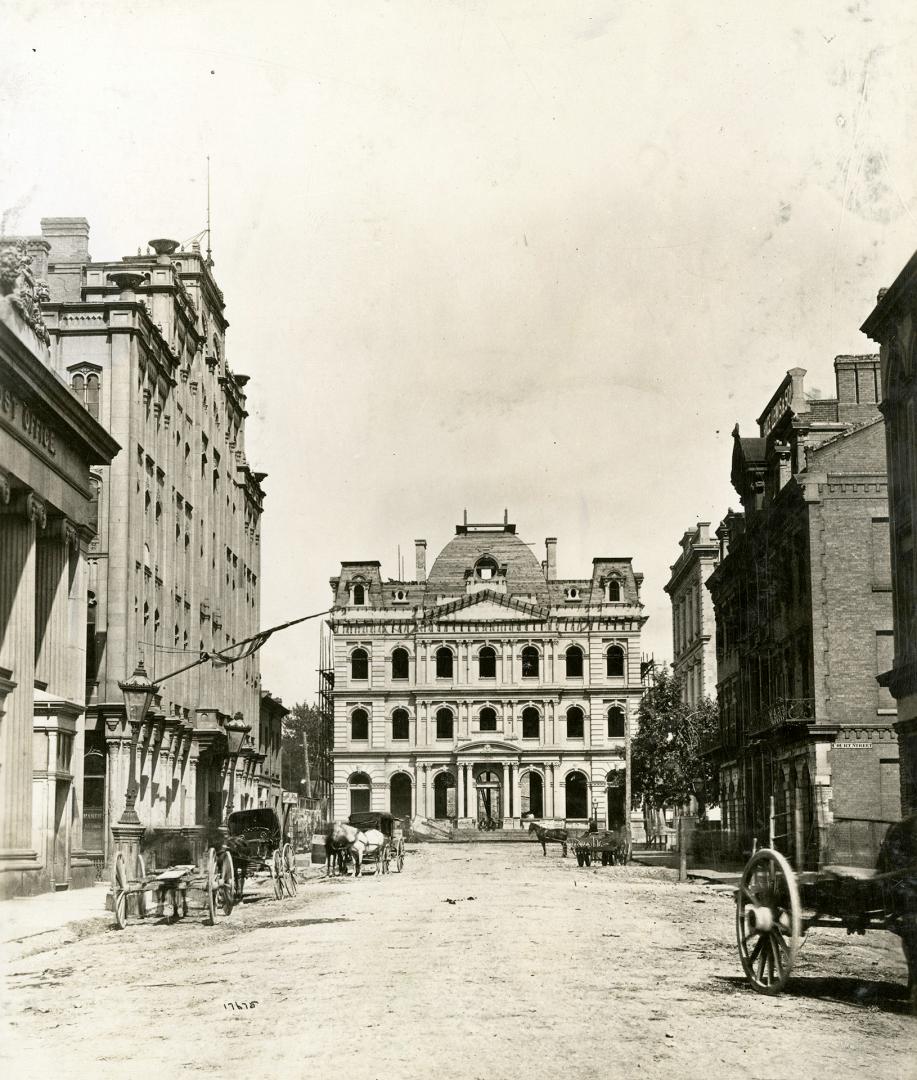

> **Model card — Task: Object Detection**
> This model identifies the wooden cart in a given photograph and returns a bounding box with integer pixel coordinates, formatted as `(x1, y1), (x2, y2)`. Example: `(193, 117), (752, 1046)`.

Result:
(572, 826), (631, 867)
(348, 811), (406, 874)
(225, 807), (297, 900)
(109, 847), (235, 929)
(734, 814), (917, 1002)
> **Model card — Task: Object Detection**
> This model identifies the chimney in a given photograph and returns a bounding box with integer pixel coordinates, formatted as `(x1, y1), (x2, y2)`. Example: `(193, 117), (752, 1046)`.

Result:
(415, 539), (427, 582)
(40, 217), (90, 263)
(545, 537), (557, 581)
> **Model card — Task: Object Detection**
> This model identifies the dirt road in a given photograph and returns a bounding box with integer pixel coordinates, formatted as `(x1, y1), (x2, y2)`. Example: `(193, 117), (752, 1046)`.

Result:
(1, 844), (913, 1079)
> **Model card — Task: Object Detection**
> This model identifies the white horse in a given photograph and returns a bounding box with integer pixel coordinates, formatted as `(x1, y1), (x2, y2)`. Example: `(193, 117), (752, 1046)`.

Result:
(357, 828), (389, 877)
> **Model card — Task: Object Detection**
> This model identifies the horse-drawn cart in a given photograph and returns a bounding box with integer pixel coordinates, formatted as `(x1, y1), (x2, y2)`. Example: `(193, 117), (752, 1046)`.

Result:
(348, 811), (406, 874)
(734, 815), (916, 1003)
(572, 827), (631, 867)
(226, 807), (297, 900)
(110, 847), (235, 929)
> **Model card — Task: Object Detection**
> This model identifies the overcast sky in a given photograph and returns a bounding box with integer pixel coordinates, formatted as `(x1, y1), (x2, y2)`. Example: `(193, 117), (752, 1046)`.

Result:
(4, 2), (917, 707)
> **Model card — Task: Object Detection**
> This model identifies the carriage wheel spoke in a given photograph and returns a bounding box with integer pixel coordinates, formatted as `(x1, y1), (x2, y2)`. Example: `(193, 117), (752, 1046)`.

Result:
(748, 936), (765, 966)
(770, 935), (785, 982)
(755, 943), (769, 984)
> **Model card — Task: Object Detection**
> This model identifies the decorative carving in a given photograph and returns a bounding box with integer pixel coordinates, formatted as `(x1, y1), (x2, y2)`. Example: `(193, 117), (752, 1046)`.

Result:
(0, 239), (51, 344)
(0, 471), (10, 505)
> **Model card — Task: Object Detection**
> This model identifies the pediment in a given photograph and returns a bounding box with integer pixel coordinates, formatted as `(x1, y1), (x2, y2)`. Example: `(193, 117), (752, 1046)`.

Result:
(422, 589), (549, 624)
(456, 739), (519, 755)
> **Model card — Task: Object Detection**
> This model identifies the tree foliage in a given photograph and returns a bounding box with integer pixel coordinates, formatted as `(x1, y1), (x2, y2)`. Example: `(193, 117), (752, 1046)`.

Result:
(281, 702), (323, 792)
(630, 668), (718, 815)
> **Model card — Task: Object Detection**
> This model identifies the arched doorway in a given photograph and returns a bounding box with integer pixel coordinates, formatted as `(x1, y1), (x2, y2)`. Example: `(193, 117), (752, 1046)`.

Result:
(565, 771), (588, 820)
(349, 772), (371, 814)
(521, 770), (544, 818)
(475, 769), (503, 826)
(390, 773), (412, 819)
(606, 770), (625, 828)
(433, 772), (455, 820)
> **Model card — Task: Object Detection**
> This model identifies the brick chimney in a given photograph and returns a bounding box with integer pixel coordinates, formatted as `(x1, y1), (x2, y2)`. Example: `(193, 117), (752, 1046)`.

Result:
(545, 537), (557, 581)
(40, 217), (90, 302)
(415, 539), (427, 582)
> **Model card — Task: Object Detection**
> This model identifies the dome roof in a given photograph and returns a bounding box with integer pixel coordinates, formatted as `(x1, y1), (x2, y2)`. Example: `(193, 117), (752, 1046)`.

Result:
(426, 528), (548, 601)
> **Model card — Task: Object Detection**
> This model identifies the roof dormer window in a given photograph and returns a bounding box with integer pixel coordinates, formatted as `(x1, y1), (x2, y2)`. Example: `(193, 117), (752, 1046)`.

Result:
(565, 587), (580, 601)
(474, 555), (498, 580)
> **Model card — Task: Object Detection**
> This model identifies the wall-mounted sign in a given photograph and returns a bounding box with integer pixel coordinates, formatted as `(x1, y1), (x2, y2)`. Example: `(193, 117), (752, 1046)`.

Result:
(761, 380), (794, 438)
(834, 742), (871, 749)
(1, 380), (58, 458)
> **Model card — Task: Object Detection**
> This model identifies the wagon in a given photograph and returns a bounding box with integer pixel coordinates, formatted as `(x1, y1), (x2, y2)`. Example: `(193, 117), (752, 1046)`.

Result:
(572, 826), (631, 867)
(348, 811), (406, 874)
(109, 847), (235, 929)
(226, 806), (297, 900)
(734, 814), (917, 1001)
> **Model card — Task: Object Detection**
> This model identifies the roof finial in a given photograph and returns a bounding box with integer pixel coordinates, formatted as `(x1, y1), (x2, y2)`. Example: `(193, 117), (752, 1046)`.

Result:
(464, 508), (468, 526)
(504, 507), (508, 525)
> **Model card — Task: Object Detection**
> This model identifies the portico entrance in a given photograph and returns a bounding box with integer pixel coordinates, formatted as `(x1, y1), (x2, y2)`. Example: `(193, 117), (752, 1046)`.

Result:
(475, 769), (503, 828)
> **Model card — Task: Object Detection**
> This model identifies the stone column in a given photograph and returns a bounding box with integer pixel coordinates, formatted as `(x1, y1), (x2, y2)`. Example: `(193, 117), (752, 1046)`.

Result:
(467, 765), (476, 820)
(546, 763), (555, 818)
(501, 761), (509, 820)
(512, 763), (522, 824)
(0, 491), (43, 863)
(457, 762), (465, 818)
(552, 764), (563, 821)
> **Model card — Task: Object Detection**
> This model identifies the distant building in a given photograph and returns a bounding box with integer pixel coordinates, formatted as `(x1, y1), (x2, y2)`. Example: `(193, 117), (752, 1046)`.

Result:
(664, 522), (720, 706)
(326, 515), (646, 832)
(706, 357), (898, 868)
(36, 218), (270, 869)
(862, 264), (917, 816)
(0, 238), (118, 897)
(258, 691), (286, 812)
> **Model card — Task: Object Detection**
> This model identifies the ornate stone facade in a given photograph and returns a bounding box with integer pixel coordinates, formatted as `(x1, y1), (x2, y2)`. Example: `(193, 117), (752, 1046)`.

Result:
(665, 522), (719, 707)
(327, 517), (646, 833)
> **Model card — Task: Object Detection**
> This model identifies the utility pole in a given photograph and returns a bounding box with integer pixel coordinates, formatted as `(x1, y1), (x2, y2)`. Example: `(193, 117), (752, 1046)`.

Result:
(302, 724), (312, 801)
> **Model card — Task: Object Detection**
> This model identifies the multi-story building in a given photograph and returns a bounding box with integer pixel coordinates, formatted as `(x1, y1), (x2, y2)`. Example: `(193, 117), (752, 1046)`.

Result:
(863, 261), (917, 815)
(0, 238), (119, 897)
(36, 218), (269, 869)
(664, 522), (720, 707)
(326, 515), (646, 832)
(706, 357), (899, 868)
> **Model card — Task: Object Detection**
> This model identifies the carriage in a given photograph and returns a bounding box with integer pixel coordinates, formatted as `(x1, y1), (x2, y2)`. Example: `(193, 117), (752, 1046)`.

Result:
(110, 846), (236, 929)
(347, 811), (406, 874)
(572, 826), (631, 867)
(225, 807), (297, 900)
(734, 814), (917, 1002)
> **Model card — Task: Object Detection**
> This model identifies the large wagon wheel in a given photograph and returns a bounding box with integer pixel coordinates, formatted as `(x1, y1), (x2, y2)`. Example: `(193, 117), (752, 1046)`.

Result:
(282, 842), (298, 896)
(136, 854), (149, 918)
(218, 850), (235, 916)
(394, 838), (405, 873)
(205, 848), (218, 925)
(271, 849), (285, 899)
(111, 852), (128, 929)
(736, 848), (801, 995)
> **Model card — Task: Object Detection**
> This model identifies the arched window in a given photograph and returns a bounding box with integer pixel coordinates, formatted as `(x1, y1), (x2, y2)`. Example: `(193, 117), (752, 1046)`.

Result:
(522, 706), (540, 739)
(478, 645), (496, 679)
(606, 645), (625, 678)
(475, 555), (498, 580)
(436, 708), (454, 740)
(350, 648), (369, 680)
(391, 647), (409, 680)
(607, 706), (625, 738)
(390, 773), (412, 818)
(435, 647), (454, 679)
(565, 644), (584, 678)
(351, 708), (369, 740)
(352, 583), (366, 605)
(70, 372), (85, 402)
(349, 771), (371, 814)
(391, 708), (409, 740)
(565, 771), (589, 819)
(86, 373), (100, 419)
(479, 706), (497, 732)
(433, 772), (454, 819)
(566, 706), (584, 739)
(606, 579), (621, 602)
(521, 646), (540, 678)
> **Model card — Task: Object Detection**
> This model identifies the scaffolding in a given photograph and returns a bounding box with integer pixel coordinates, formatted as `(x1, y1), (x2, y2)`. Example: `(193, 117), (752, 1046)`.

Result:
(314, 621), (335, 822)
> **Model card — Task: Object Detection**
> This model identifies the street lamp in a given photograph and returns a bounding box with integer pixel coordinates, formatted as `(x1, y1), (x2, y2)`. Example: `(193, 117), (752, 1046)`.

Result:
(223, 711), (251, 821)
(117, 660), (158, 825)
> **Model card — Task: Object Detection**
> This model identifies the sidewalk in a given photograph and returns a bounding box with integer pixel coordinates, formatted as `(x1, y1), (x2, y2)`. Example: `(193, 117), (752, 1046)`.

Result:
(0, 882), (111, 964)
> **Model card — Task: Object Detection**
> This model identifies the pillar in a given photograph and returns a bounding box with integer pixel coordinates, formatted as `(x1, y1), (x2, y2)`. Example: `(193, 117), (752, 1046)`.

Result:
(551, 763), (562, 821)
(546, 763), (555, 817)
(457, 762), (465, 818)
(511, 764), (521, 823)
(0, 492), (43, 863)
(35, 521), (73, 696)
(501, 761), (509, 820)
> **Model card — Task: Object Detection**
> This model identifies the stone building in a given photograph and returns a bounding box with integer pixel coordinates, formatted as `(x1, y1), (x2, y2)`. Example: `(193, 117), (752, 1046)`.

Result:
(327, 515), (646, 832)
(862, 260), (917, 815)
(706, 357), (899, 868)
(35, 218), (270, 870)
(258, 691), (286, 812)
(0, 239), (119, 897)
(664, 522), (719, 707)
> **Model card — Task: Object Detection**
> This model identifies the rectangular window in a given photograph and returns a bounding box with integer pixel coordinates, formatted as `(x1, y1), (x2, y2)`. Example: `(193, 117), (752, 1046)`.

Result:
(871, 517), (891, 589)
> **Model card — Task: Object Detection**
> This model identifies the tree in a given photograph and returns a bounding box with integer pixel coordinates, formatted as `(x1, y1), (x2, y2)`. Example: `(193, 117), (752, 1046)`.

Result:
(631, 667), (718, 818)
(281, 702), (323, 793)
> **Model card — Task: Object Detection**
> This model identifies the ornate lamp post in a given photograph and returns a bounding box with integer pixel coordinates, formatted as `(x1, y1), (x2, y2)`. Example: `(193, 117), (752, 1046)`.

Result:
(117, 661), (158, 825)
(223, 712), (251, 823)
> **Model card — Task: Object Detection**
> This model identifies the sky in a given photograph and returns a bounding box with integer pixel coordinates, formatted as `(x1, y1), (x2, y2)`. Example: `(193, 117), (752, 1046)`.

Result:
(3, 2), (917, 707)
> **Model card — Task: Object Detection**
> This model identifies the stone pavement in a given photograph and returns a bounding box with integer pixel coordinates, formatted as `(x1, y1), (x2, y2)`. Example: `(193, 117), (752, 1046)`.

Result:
(0, 883), (111, 963)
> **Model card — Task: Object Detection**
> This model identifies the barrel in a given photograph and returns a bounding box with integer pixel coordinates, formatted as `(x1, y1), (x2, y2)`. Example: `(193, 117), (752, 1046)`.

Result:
(310, 839), (326, 865)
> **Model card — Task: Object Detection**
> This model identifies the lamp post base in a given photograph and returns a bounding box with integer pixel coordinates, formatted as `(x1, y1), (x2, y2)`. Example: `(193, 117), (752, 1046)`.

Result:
(110, 822), (145, 866)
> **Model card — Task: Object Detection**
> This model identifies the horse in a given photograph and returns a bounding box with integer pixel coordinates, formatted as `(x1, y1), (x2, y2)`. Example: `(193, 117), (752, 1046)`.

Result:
(356, 828), (389, 876)
(325, 822), (368, 876)
(527, 821), (568, 857)
(876, 813), (917, 1010)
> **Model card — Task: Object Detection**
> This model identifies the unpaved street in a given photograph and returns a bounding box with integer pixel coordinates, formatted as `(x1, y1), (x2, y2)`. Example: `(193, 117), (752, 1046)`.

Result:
(1, 844), (914, 1080)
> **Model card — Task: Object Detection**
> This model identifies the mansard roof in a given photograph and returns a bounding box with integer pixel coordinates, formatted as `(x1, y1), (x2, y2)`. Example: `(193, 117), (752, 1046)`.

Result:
(426, 526), (549, 603)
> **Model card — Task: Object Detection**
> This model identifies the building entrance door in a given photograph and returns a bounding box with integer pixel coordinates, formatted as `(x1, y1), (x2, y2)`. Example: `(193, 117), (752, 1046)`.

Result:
(433, 772), (455, 819)
(475, 770), (503, 828)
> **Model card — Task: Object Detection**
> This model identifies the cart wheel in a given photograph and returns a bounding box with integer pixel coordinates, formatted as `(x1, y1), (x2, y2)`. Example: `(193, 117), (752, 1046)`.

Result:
(575, 852), (584, 867)
(584, 852), (592, 867)
(111, 852), (128, 929)
(205, 848), (217, 926)
(272, 849), (284, 899)
(395, 839), (405, 873)
(736, 848), (801, 995)
(136, 854), (149, 918)
(282, 842), (298, 896)
(219, 850), (234, 916)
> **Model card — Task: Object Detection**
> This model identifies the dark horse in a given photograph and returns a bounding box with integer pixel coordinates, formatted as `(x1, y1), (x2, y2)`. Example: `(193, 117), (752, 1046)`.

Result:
(876, 814), (917, 1010)
(528, 822), (568, 857)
